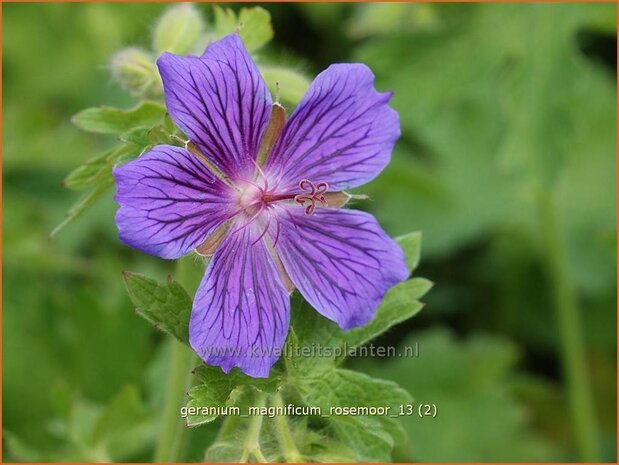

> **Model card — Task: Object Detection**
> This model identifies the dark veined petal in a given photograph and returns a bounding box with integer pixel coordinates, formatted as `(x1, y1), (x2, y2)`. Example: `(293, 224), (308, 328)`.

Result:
(157, 34), (272, 180)
(113, 145), (234, 259)
(189, 225), (290, 378)
(264, 63), (400, 191)
(274, 208), (408, 330)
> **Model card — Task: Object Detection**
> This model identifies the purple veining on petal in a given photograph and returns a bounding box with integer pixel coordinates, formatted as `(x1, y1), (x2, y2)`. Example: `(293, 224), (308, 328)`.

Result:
(157, 34), (272, 180)
(113, 145), (235, 259)
(273, 208), (409, 330)
(264, 63), (400, 192)
(189, 223), (290, 378)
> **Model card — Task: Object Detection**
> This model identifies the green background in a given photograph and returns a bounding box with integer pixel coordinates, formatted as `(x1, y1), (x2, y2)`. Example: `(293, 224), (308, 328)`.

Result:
(3, 2), (616, 462)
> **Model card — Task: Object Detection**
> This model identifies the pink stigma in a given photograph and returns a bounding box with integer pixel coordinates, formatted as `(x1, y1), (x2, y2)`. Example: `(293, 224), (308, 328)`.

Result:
(294, 179), (329, 215)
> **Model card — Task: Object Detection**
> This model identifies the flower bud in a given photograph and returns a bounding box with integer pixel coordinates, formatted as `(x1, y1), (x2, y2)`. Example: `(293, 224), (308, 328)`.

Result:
(152, 3), (204, 55)
(110, 47), (161, 98)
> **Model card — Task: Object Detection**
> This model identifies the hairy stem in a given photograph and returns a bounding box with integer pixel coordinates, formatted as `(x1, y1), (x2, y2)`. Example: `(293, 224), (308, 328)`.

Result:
(154, 256), (203, 462)
(240, 392), (268, 463)
(539, 190), (599, 461)
(272, 392), (302, 462)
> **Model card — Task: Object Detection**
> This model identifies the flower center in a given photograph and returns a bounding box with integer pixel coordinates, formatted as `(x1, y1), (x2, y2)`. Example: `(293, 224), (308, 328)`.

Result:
(235, 178), (329, 216)
(236, 182), (263, 210)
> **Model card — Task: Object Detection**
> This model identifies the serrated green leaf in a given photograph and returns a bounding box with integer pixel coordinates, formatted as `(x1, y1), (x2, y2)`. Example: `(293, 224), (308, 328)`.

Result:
(72, 101), (166, 135)
(299, 368), (411, 462)
(186, 365), (278, 427)
(260, 65), (311, 105)
(192, 365), (279, 394)
(122, 272), (192, 344)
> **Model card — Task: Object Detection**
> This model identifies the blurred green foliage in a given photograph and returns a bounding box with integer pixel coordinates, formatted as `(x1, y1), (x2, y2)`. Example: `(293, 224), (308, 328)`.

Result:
(3, 2), (616, 462)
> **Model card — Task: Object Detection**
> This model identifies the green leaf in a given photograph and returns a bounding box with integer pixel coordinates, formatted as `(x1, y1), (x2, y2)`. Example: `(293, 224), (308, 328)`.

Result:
(119, 124), (180, 148)
(260, 65), (311, 105)
(72, 101), (166, 135)
(118, 127), (151, 147)
(186, 365), (278, 427)
(396, 231), (422, 272)
(213, 5), (237, 37)
(237, 7), (274, 52)
(63, 144), (139, 191)
(63, 148), (114, 190)
(149, 123), (179, 146)
(342, 278), (432, 351)
(122, 272), (192, 344)
(213, 6), (273, 52)
(56, 141), (145, 235)
(299, 369), (411, 461)
(152, 3), (204, 55)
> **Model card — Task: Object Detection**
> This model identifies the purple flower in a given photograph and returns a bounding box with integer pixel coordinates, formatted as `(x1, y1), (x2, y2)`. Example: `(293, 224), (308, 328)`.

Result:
(113, 34), (408, 377)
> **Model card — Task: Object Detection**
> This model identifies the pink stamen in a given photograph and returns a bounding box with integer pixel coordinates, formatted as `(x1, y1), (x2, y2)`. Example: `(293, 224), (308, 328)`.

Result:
(252, 213), (272, 246)
(231, 203), (265, 234)
(251, 158), (270, 192)
(271, 216), (282, 247)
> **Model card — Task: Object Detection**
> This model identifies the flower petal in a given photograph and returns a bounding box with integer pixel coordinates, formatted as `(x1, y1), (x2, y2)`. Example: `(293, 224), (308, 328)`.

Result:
(189, 225), (290, 377)
(157, 34), (272, 180)
(274, 208), (408, 330)
(265, 63), (400, 191)
(113, 145), (233, 259)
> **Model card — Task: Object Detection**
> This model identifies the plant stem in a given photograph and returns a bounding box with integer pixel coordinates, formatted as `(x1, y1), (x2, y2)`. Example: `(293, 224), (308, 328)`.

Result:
(538, 190), (599, 461)
(216, 414), (240, 441)
(272, 392), (302, 462)
(154, 339), (194, 462)
(154, 256), (203, 462)
(240, 392), (268, 463)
